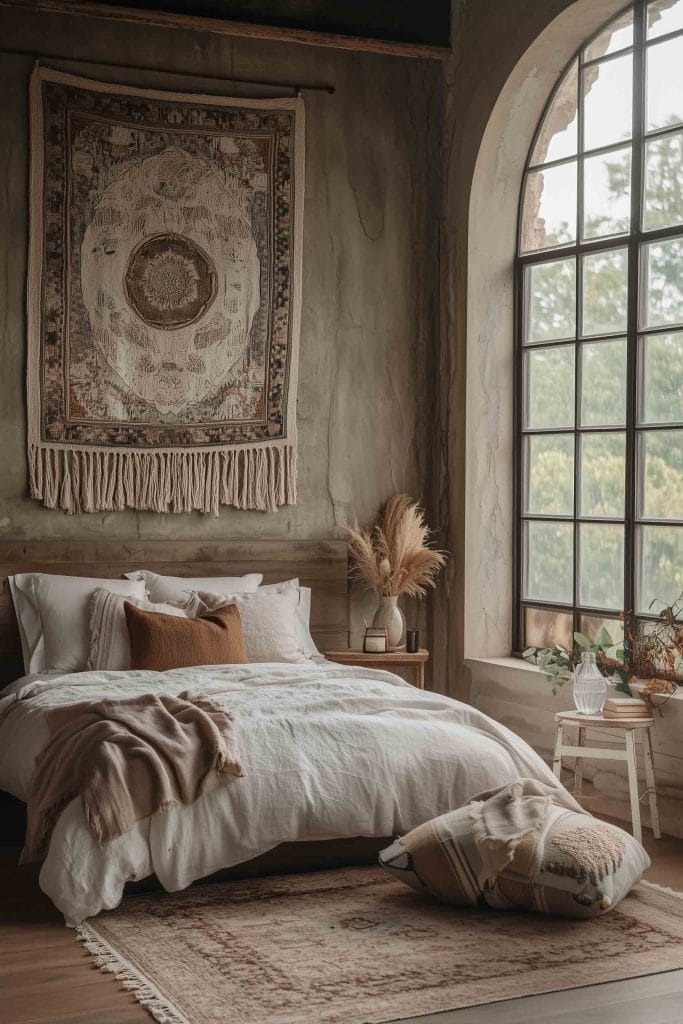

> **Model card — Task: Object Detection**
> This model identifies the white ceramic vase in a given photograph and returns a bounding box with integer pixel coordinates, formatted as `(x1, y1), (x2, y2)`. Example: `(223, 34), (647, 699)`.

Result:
(372, 595), (405, 649)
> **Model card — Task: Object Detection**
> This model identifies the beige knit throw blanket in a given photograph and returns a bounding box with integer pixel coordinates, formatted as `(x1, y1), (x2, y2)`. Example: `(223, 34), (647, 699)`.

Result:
(468, 778), (583, 889)
(27, 66), (303, 515)
(22, 690), (244, 863)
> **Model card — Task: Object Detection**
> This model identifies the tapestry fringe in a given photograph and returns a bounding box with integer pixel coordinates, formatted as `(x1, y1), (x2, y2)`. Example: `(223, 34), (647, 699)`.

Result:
(28, 443), (296, 515)
(76, 923), (191, 1024)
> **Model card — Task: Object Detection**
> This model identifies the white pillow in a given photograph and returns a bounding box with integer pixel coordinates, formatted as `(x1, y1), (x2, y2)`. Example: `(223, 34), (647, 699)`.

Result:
(88, 588), (202, 671)
(197, 588), (309, 663)
(124, 570), (262, 604)
(296, 587), (318, 658)
(8, 573), (146, 673)
(250, 578), (319, 658)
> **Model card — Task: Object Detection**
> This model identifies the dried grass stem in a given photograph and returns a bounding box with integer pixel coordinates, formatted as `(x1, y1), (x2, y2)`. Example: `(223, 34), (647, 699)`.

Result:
(343, 494), (446, 598)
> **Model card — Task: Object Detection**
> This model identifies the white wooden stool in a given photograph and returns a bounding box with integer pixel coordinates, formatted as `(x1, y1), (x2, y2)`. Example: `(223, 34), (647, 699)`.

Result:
(553, 710), (660, 844)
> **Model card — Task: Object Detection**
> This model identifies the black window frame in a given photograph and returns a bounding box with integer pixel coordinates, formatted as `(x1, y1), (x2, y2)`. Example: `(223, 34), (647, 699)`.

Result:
(513, 0), (683, 658)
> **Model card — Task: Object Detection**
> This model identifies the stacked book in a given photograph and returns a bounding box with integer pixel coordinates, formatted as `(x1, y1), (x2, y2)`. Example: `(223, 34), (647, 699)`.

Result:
(603, 696), (649, 720)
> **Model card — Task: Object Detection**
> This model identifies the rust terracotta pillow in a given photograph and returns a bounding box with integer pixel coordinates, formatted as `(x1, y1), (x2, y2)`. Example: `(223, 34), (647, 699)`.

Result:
(124, 601), (248, 671)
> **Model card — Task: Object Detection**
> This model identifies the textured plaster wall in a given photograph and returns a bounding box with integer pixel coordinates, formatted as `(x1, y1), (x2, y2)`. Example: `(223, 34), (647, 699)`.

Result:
(460, 0), (626, 666)
(431, 0), (626, 695)
(429, 0), (585, 696)
(0, 6), (441, 645)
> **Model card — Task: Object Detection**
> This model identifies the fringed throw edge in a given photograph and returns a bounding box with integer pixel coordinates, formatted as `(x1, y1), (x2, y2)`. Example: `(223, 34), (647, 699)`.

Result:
(77, 922), (191, 1024)
(28, 442), (296, 515)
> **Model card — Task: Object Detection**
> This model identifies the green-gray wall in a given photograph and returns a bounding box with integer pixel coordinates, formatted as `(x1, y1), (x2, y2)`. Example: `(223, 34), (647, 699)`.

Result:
(0, 4), (441, 645)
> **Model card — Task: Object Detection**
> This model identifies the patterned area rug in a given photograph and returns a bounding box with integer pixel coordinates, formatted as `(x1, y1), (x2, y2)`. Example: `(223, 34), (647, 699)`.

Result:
(77, 866), (683, 1024)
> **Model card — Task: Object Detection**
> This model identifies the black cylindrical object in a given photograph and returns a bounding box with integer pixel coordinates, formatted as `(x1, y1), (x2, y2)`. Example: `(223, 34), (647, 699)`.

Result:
(406, 629), (419, 654)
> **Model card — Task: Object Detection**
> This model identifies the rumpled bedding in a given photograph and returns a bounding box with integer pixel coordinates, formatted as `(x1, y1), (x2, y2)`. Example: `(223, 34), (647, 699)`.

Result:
(0, 661), (569, 925)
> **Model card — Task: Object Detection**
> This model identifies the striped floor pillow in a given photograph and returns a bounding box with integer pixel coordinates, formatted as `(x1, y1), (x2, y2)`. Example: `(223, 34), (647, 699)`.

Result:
(379, 781), (649, 918)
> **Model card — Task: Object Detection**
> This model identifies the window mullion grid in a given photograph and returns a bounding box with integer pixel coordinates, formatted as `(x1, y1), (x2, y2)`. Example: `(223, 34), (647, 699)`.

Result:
(514, 2), (661, 655)
(512, 258), (525, 652)
(573, 41), (586, 648)
(624, 0), (647, 665)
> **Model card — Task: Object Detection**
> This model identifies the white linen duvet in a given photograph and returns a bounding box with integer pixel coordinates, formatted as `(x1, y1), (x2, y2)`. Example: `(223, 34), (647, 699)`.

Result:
(0, 662), (566, 925)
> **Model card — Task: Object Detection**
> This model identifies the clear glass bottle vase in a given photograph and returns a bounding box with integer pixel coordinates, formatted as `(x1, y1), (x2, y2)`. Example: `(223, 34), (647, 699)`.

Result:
(573, 651), (607, 715)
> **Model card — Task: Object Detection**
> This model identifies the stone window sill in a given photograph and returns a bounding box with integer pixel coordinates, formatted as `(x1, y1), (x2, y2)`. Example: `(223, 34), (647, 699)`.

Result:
(466, 656), (683, 702)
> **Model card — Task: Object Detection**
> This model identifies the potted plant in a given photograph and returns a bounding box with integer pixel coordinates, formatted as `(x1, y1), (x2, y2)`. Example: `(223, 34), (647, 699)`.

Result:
(523, 625), (630, 696)
(523, 593), (681, 714)
(343, 494), (446, 649)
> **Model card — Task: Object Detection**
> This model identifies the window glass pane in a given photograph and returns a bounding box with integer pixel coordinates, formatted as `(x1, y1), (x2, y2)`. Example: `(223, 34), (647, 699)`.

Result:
(579, 523), (625, 609)
(531, 61), (578, 165)
(525, 346), (576, 428)
(585, 10), (634, 62)
(524, 521), (574, 604)
(638, 524), (683, 611)
(580, 432), (626, 517)
(525, 607), (573, 650)
(640, 428), (683, 517)
(583, 55), (633, 151)
(583, 146), (632, 240)
(643, 132), (683, 231)
(525, 434), (574, 515)
(648, 0), (683, 39)
(581, 338), (627, 426)
(582, 249), (628, 336)
(646, 35), (683, 131)
(579, 614), (625, 653)
(643, 238), (683, 327)
(527, 258), (576, 343)
(521, 163), (577, 252)
(640, 331), (683, 423)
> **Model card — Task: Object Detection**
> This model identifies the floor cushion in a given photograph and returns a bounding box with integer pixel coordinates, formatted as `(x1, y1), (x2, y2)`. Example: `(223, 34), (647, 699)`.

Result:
(379, 778), (650, 918)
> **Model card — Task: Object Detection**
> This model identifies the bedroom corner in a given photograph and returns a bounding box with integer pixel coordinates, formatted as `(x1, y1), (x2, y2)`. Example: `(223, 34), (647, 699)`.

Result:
(1, 2), (683, 1023)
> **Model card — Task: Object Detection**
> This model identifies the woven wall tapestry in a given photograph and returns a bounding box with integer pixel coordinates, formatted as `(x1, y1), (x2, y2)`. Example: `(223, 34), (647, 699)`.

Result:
(27, 65), (304, 514)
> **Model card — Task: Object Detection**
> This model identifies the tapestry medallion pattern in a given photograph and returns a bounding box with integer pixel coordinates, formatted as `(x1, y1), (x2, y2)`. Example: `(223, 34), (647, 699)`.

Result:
(28, 66), (303, 513)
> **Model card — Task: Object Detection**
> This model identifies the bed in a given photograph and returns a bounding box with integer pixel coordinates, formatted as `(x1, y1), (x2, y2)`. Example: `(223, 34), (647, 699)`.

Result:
(0, 540), (568, 926)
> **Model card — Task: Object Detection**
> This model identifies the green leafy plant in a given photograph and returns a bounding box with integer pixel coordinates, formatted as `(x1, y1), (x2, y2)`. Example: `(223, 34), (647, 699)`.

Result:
(523, 625), (632, 697)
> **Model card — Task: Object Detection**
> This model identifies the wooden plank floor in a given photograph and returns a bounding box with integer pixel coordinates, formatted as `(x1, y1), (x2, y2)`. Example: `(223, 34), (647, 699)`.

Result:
(1, 821), (682, 1024)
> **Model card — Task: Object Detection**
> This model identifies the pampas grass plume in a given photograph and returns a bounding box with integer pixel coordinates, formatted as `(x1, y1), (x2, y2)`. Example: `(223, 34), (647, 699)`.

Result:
(343, 494), (446, 598)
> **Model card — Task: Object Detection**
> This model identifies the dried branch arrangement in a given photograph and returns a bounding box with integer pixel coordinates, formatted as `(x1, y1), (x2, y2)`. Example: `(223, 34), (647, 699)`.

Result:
(343, 494), (446, 598)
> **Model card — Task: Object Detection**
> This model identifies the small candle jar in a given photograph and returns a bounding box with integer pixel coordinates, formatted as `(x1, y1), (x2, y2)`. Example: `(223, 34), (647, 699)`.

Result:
(406, 629), (419, 654)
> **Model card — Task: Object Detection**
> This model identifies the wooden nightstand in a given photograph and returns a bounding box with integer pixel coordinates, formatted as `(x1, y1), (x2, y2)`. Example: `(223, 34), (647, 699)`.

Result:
(324, 648), (429, 689)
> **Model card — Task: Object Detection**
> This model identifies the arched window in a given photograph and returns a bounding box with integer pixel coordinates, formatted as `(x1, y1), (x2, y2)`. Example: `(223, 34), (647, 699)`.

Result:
(515, 0), (683, 656)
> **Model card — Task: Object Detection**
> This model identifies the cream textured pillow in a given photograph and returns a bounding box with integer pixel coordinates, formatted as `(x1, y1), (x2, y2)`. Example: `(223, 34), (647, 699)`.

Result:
(8, 573), (146, 674)
(89, 588), (202, 671)
(379, 779), (650, 919)
(124, 570), (262, 604)
(197, 588), (309, 663)
(233, 578), (319, 658)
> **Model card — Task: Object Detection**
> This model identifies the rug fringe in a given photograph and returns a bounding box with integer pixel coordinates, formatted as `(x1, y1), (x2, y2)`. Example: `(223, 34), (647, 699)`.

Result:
(641, 879), (683, 900)
(29, 442), (296, 515)
(76, 923), (191, 1024)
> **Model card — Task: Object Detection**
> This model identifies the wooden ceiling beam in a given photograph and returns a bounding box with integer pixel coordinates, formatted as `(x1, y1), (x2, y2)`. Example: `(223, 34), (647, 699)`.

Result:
(0, 0), (451, 60)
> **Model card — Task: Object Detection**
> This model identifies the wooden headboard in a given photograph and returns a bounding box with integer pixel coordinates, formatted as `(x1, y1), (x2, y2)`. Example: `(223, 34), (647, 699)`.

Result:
(0, 539), (349, 685)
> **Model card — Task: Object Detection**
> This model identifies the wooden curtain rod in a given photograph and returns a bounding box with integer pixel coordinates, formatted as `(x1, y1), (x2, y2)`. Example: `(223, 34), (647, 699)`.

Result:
(1, 46), (336, 93)
(0, 0), (451, 61)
